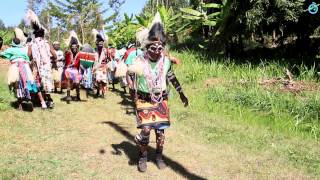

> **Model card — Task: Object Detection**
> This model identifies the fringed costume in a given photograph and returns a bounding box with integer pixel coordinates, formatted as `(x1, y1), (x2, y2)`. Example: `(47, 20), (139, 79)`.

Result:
(63, 31), (82, 103)
(92, 29), (109, 98)
(0, 28), (39, 110)
(127, 12), (189, 172)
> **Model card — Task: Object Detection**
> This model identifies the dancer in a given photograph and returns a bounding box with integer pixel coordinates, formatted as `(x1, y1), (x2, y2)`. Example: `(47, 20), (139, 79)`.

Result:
(92, 29), (109, 98)
(26, 9), (57, 108)
(52, 41), (65, 93)
(128, 13), (189, 172)
(0, 28), (46, 110)
(63, 31), (82, 104)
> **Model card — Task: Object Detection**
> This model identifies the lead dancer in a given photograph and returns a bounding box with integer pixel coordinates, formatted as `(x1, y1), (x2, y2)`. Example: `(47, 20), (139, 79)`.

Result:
(128, 13), (189, 172)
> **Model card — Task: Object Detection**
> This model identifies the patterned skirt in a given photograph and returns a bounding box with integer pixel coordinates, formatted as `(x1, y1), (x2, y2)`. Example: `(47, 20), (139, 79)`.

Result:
(37, 62), (54, 93)
(135, 99), (170, 129)
(64, 67), (82, 84)
(7, 60), (38, 100)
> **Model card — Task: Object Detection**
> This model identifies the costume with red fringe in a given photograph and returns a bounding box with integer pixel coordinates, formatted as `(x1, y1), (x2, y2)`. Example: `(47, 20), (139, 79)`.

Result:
(63, 50), (82, 84)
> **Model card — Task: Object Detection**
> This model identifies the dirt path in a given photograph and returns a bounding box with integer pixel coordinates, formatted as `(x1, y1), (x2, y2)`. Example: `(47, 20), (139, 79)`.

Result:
(0, 64), (317, 179)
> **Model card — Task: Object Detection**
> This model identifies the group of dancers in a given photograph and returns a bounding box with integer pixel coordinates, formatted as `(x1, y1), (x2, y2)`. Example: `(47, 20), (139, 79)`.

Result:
(0, 10), (189, 172)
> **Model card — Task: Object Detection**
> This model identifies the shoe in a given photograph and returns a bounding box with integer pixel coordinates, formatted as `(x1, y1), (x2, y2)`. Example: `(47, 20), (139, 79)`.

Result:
(18, 103), (23, 111)
(156, 157), (167, 170)
(66, 90), (71, 104)
(138, 157), (147, 172)
(41, 101), (47, 109)
(47, 101), (54, 108)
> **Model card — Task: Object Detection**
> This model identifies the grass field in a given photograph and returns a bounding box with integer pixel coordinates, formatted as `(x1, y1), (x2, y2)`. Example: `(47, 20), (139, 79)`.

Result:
(0, 52), (319, 179)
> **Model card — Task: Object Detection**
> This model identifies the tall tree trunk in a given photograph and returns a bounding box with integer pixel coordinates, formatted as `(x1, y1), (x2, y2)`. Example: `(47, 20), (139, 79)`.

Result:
(80, 22), (85, 45)
(272, 29), (276, 47)
(47, 11), (51, 41)
(57, 25), (60, 42)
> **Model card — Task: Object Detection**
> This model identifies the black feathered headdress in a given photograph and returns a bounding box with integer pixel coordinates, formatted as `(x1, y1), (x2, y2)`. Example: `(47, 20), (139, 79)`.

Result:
(148, 23), (166, 45)
(66, 30), (81, 47)
(136, 12), (166, 48)
(25, 9), (46, 38)
(92, 29), (108, 43)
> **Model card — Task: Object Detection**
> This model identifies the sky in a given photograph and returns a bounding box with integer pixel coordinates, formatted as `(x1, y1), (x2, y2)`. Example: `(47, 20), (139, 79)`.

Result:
(0, 0), (148, 27)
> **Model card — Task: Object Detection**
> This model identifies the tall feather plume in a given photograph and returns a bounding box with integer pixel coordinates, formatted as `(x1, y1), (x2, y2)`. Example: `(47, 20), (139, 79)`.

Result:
(65, 30), (82, 47)
(92, 29), (99, 42)
(14, 28), (27, 45)
(137, 11), (166, 48)
(150, 12), (162, 26)
(92, 29), (108, 45)
(99, 30), (108, 43)
(25, 9), (47, 32)
(148, 22), (166, 44)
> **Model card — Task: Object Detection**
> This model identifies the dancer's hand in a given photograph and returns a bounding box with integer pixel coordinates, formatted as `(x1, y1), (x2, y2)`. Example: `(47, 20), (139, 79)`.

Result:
(179, 93), (189, 107)
(170, 56), (181, 65)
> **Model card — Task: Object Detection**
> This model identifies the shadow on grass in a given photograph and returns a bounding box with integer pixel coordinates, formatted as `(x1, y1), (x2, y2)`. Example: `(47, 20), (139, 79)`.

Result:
(60, 96), (88, 103)
(111, 88), (136, 115)
(10, 100), (33, 112)
(101, 121), (207, 180)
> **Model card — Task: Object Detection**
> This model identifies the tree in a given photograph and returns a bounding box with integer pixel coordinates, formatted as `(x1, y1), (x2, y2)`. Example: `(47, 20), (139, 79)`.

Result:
(49, 0), (109, 45)
(0, 19), (5, 30)
(142, 0), (189, 14)
(108, 0), (126, 23)
(27, 0), (45, 14)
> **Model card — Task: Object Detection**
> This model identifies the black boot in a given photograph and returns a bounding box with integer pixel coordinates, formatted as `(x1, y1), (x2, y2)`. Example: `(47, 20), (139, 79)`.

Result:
(138, 151), (147, 172)
(96, 88), (100, 98)
(155, 151), (166, 170)
(66, 90), (71, 104)
(46, 94), (54, 108)
(76, 87), (81, 101)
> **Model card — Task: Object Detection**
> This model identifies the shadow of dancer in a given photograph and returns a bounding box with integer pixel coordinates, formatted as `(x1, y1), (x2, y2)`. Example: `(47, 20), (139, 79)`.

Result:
(102, 121), (207, 180)
(111, 141), (138, 166)
(112, 88), (136, 115)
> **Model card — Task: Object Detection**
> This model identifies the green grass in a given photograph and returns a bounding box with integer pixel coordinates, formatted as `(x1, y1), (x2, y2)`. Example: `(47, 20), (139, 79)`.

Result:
(0, 52), (319, 178)
(167, 50), (320, 176)
(171, 50), (320, 138)
(0, 66), (14, 111)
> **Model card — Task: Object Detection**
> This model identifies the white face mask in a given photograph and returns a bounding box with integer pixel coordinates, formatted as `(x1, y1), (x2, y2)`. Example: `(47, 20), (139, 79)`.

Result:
(148, 42), (164, 54)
